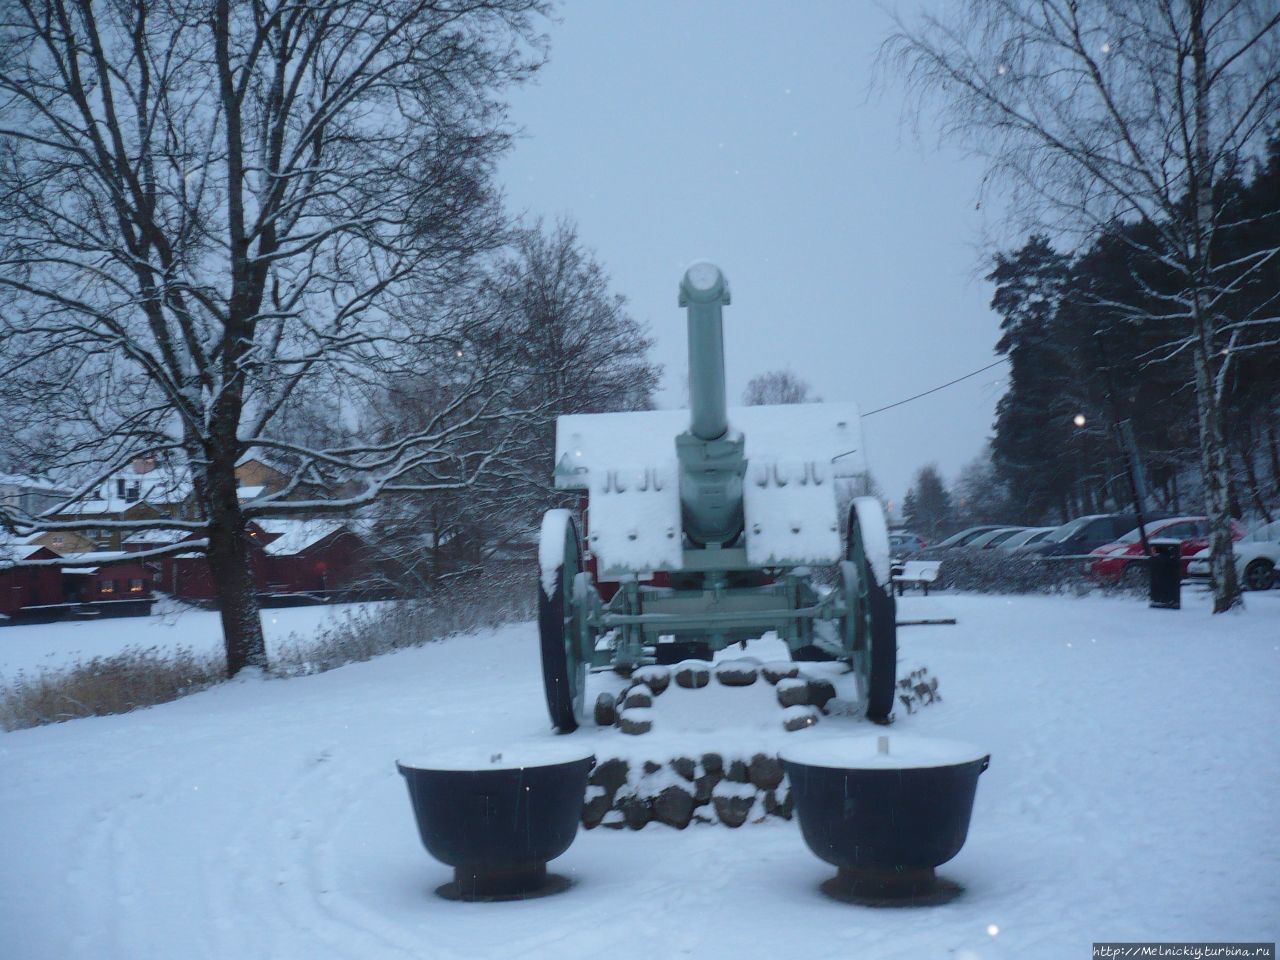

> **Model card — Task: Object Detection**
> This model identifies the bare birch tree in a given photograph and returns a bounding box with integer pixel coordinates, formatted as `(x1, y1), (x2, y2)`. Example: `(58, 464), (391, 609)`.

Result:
(886, 0), (1280, 610)
(0, 0), (549, 672)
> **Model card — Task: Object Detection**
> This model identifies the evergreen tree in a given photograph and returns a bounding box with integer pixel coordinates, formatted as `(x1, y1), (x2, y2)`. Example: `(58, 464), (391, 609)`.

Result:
(903, 464), (955, 539)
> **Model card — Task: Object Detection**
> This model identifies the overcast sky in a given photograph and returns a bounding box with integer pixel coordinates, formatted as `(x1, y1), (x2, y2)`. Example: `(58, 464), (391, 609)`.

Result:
(500, 0), (1010, 510)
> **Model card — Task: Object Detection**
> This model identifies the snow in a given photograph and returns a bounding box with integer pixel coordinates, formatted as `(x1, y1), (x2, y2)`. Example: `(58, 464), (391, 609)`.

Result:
(0, 533), (47, 563)
(585, 465), (683, 575)
(0, 602), (388, 678)
(2, 589), (1278, 958)
(253, 518), (346, 555)
(557, 403), (867, 572)
(852, 495), (892, 586)
(684, 260), (723, 293)
(781, 734), (988, 770)
(538, 509), (573, 599)
(397, 741), (594, 773)
(741, 459), (842, 566)
(554, 402), (867, 491)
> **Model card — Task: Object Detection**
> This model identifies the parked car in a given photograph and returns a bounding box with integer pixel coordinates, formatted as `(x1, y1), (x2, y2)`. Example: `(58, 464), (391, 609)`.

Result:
(966, 526), (1027, 549)
(1087, 516), (1246, 584)
(1186, 519), (1280, 590)
(1020, 514), (1149, 558)
(889, 531), (928, 558)
(998, 526), (1056, 550)
(918, 526), (1008, 558)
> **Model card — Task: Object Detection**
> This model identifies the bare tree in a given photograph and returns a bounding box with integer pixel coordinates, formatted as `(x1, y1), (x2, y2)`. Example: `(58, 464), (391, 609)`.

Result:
(742, 369), (820, 406)
(886, 0), (1280, 611)
(365, 218), (661, 589)
(0, 0), (549, 672)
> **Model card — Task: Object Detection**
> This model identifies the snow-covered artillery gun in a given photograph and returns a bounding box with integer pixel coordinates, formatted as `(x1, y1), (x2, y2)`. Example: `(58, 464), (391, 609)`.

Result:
(538, 263), (896, 732)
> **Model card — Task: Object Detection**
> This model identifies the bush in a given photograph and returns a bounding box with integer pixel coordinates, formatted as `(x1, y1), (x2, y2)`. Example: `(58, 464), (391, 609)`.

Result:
(930, 549), (1100, 594)
(0, 568), (537, 732)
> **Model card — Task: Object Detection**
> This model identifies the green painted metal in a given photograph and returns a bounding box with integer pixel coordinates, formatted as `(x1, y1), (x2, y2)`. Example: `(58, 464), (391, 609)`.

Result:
(541, 262), (895, 728)
(676, 263), (747, 547)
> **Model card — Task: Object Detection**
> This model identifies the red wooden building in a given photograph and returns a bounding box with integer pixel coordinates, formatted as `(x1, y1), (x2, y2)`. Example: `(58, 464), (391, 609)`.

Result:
(1, 540), (155, 624)
(60, 552), (156, 608)
(1, 540), (64, 620)
(161, 519), (370, 604)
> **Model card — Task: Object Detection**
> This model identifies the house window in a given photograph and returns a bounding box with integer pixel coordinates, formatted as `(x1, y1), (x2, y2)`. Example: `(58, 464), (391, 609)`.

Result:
(100, 579), (116, 594)
(128, 578), (144, 593)
(51, 536), (64, 547)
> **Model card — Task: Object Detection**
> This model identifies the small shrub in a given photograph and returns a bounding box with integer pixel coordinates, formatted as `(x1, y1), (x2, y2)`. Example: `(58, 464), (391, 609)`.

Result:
(895, 666), (941, 716)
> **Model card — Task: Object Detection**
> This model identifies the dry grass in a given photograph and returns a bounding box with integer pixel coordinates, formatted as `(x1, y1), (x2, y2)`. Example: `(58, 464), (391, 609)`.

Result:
(0, 570), (537, 732)
(0, 646), (224, 731)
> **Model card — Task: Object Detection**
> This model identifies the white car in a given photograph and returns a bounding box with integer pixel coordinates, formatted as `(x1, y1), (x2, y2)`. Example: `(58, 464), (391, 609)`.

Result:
(1186, 519), (1280, 591)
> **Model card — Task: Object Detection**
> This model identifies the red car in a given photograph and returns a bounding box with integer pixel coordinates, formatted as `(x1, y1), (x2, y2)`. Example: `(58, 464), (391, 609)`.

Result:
(1087, 516), (1246, 584)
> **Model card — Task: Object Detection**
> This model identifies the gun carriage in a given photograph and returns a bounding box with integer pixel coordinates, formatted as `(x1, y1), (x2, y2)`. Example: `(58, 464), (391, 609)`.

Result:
(538, 263), (896, 732)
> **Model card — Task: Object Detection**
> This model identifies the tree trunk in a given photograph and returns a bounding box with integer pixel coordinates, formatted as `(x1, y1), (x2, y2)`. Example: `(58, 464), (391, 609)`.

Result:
(1190, 332), (1242, 611)
(1189, 0), (1241, 614)
(203, 456), (268, 676)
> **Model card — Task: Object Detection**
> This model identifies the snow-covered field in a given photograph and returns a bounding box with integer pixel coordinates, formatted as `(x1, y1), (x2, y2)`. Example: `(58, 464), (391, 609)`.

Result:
(2, 589), (1277, 959)
(0, 601), (386, 678)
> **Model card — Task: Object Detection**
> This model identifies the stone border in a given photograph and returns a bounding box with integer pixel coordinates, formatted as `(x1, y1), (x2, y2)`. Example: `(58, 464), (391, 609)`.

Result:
(583, 752), (794, 830)
(595, 662), (848, 737)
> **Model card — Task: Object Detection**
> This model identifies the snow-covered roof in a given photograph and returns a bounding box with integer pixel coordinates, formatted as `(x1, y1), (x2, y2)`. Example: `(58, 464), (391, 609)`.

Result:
(0, 472), (71, 493)
(122, 529), (189, 545)
(44, 463), (193, 517)
(254, 519), (348, 556)
(0, 533), (49, 563)
(59, 550), (134, 568)
(237, 485), (266, 500)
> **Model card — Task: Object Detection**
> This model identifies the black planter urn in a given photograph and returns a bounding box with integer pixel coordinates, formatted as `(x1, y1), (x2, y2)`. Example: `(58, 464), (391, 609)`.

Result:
(781, 735), (989, 905)
(397, 744), (594, 901)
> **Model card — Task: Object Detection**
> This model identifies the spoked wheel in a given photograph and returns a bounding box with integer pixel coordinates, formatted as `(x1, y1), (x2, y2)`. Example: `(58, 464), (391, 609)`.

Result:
(538, 509), (587, 733)
(845, 497), (897, 724)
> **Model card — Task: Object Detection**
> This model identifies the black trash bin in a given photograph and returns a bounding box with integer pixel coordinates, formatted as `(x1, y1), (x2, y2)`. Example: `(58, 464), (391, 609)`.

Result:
(1148, 538), (1181, 610)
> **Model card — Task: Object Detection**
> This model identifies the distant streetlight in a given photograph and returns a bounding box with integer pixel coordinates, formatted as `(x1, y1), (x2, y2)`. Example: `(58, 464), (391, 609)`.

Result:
(1073, 413), (1087, 427)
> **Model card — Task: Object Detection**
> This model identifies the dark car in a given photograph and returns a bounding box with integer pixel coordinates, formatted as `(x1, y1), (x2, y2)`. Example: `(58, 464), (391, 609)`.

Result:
(966, 526), (1027, 549)
(917, 525), (1008, 559)
(1019, 514), (1153, 558)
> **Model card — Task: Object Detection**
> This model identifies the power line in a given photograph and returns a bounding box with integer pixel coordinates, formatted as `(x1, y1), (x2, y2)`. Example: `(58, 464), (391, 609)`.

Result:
(862, 357), (1010, 417)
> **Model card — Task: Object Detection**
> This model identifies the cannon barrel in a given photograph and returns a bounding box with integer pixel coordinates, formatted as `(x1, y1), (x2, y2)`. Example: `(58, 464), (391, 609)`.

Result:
(679, 262), (730, 441)
(676, 262), (746, 547)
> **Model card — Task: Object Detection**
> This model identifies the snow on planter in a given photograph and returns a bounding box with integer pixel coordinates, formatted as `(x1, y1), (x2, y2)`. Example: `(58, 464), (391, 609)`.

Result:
(397, 740), (595, 773)
(780, 734), (986, 771)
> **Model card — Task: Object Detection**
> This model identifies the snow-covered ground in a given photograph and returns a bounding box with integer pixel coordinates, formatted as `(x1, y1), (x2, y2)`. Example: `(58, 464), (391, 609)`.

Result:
(0, 601), (386, 678)
(2, 589), (1277, 959)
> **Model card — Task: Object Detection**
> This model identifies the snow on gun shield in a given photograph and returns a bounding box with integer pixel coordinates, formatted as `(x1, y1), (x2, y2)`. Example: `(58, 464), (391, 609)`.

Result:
(539, 262), (898, 733)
